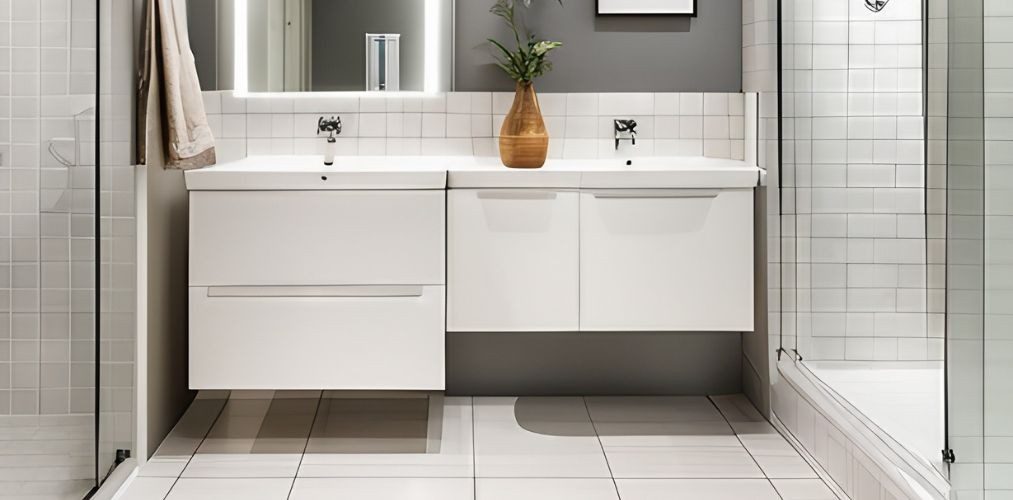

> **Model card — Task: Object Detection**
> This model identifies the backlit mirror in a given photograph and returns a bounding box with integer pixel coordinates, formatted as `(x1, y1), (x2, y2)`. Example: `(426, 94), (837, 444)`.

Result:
(187, 0), (455, 94)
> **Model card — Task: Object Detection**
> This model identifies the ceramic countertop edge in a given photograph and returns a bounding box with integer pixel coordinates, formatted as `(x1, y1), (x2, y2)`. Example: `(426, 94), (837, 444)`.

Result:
(184, 155), (763, 190)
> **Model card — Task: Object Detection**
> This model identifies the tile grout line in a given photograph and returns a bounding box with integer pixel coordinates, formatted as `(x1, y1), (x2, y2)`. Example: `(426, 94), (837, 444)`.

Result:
(470, 396), (477, 500)
(285, 392), (324, 500)
(581, 396), (623, 500)
(161, 396), (232, 500)
(705, 395), (785, 500)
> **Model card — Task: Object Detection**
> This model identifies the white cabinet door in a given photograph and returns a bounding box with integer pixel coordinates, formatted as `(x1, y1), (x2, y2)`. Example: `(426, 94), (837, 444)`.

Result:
(579, 189), (754, 332)
(448, 189), (579, 331)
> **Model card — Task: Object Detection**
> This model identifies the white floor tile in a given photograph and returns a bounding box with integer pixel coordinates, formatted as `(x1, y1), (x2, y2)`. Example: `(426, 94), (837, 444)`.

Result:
(181, 454), (303, 479)
(476, 478), (618, 500)
(737, 434), (818, 479)
(182, 398), (315, 478)
(139, 460), (189, 479)
(473, 397), (611, 478)
(117, 477), (177, 500)
(771, 478), (840, 499)
(133, 392), (840, 499)
(594, 420), (739, 447)
(165, 478), (293, 500)
(289, 478), (473, 500)
(299, 397), (473, 478)
(604, 446), (765, 479)
(616, 479), (782, 500)
(585, 397), (725, 423)
(0, 415), (95, 500)
(142, 398), (228, 478)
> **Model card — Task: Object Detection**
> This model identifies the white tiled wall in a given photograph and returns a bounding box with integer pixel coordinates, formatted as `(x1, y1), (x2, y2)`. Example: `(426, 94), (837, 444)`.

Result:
(983, 0), (1013, 496)
(0, 0), (109, 415)
(788, 0), (940, 362)
(201, 91), (749, 163)
(742, 0), (778, 93)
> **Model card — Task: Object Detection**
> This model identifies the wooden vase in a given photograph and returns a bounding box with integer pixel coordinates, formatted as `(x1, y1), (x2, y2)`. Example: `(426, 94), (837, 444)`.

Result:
(499, 82), (549, 169)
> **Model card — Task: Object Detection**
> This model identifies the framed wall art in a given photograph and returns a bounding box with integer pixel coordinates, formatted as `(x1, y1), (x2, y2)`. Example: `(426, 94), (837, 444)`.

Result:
(597, 0), (696, 15)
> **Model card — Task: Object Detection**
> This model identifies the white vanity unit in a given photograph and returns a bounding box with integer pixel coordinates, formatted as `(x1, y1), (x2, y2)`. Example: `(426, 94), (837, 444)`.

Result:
(446, 158), (760, 333)
(185, 158), (448, 390)
(185, 156), (761, 391)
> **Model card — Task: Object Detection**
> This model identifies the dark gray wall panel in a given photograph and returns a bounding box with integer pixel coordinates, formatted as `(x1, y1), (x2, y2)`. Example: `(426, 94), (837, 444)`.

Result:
(312, 0), (426, 91)
(446, 332), (742, 395)
(455, 0), (743, 92)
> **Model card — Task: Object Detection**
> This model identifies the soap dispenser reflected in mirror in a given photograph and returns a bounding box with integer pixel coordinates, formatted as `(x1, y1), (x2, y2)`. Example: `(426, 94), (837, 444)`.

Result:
(317, 116), (343, 165)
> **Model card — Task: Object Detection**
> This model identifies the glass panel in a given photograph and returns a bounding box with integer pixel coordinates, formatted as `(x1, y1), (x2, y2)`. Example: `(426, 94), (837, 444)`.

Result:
(97, 0), (137, 486)
(945, 0), (985, 494)
(779, 0), (948, 478)
(1, 0), (100, 497)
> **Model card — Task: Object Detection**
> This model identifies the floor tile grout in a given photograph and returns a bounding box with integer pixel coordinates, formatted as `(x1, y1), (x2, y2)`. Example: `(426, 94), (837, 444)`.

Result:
(285, 395), (323, 500)
(161, 397), (231, 500)
(470, 396), (477, 500)
(139, 395), (840, 499)
(705, 394), (790, 500)
(581, 396), (624, 500)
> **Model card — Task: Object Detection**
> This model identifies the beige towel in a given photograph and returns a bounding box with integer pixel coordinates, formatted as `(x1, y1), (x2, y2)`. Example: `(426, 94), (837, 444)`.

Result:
(139, 0), (216, 169)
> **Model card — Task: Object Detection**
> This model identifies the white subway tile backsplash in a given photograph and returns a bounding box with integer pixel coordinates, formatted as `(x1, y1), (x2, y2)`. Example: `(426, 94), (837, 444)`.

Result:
(445, 114), (471, 138)
(420, 113), (446, 138)
(202, 91), (753, 182)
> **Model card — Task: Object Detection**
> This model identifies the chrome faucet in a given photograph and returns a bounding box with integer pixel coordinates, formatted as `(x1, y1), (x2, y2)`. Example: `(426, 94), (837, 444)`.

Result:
(865, 0), (889, 12)
(614, 119), (638, 150)
(317, 116), (342, 165)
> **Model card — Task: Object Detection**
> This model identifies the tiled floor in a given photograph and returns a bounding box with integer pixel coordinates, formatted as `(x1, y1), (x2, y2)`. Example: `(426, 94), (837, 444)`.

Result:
(806, 360), (944, 473)
(0, 415), (95, 500)
(120, 393), (840, 500)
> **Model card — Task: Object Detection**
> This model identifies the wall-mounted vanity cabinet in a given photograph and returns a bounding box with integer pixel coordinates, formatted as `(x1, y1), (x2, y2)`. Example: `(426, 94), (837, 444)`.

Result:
(447, 187), (754, 333)
(186, 167), (448, 391)
(185, 156), (760, 391)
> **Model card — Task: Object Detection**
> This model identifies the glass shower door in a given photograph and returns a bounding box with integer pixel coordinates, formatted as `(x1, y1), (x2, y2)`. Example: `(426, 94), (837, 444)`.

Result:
(96, 0), (137, 484)
(0, 0), (100, 498)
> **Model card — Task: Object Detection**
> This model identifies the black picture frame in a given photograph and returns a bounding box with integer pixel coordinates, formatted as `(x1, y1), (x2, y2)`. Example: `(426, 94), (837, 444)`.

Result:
(596, 0), (697, 16)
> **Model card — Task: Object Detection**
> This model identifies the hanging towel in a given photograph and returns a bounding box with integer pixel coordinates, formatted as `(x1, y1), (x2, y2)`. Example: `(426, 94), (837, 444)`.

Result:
(138, 0), (216, 169)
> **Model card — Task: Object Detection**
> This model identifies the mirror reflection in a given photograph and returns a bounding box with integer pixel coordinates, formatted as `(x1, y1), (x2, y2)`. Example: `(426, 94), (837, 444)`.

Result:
(188, 0), (454, 93)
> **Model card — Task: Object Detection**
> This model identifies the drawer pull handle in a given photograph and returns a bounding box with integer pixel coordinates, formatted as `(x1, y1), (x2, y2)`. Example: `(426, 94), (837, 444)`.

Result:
(207, 285), (424, 298)
(477, 191), (559, 200)
(591, 190), (719, 199)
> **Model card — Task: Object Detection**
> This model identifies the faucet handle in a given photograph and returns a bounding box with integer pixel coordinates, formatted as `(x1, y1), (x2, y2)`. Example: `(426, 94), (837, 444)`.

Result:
(614, 119), (638, 150)
(317, 116), (342, 136)
(614, 119), (638, 135)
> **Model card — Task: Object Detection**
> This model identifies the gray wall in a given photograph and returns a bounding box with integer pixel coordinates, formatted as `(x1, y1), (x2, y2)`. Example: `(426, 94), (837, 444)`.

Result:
(139, 40), (197, 456)
(312, 0), (425, 91)
(190, 0), (743, 92)
(456, 0), (743, 92)
(447, 332), (742, 395)
(187, 0), (218, 90)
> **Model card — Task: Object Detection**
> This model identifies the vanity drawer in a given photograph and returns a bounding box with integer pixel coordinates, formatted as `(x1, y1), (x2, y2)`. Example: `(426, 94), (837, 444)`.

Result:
(189, 285), (445, 390)
(579, 189), (754, 332)
(189, 190), (445, 286)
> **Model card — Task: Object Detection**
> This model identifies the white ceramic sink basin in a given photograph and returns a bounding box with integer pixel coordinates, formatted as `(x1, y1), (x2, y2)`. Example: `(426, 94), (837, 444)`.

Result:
(184, 155), (762, 191)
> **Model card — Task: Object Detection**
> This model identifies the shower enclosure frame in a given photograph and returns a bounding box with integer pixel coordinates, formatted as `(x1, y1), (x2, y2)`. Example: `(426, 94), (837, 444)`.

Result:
(772, 0), (955, 485)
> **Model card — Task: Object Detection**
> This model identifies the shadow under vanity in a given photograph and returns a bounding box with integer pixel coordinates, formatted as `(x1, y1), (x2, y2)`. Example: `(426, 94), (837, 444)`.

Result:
(184, 156), (761, 393)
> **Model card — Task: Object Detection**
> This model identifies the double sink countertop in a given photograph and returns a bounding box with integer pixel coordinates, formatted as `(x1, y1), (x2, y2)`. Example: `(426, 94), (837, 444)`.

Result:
(184, 155), (765, 191)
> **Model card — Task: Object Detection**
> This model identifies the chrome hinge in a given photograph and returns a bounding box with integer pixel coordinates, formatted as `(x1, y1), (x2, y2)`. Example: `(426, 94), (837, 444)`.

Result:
(942, 449), (955, 464)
